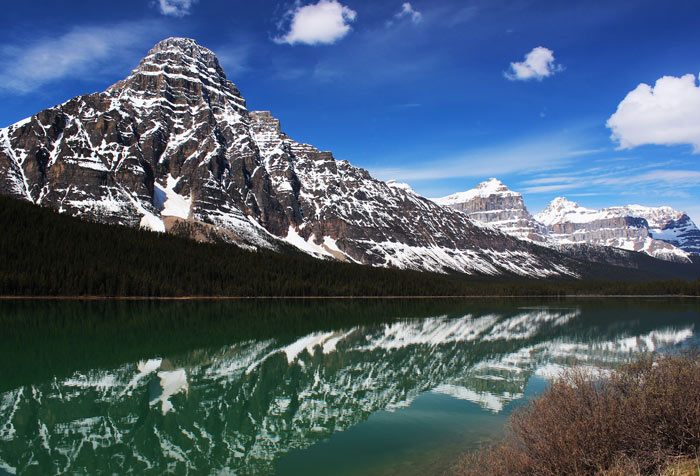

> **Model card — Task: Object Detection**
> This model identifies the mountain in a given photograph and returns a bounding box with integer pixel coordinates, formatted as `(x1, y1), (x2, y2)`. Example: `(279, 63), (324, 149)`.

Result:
(0, 37), (582, 278)
(434, 180), (698, 264)
(5, 193), (700, 298)
(607, 205), (700, 255)
(432, 178), (549, 243)
(536, 198), (696, 262)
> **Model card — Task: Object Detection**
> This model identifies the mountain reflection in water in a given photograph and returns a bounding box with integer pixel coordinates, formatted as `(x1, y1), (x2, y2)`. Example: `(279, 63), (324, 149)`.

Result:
(0, 300), (696, 475)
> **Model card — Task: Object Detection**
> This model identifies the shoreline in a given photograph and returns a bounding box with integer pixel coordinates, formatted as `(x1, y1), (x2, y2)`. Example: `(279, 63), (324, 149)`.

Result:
(0, 294), (698, 300)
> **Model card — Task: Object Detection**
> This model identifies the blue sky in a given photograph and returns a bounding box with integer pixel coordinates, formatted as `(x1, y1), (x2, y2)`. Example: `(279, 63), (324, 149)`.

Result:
(2, 0), (700, 221)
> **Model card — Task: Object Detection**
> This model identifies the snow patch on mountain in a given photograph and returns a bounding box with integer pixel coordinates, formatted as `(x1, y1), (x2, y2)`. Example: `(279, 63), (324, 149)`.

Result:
(386, 180), (416, 194)
(154, 175), (191, 219)
(433, 178), (518, 206)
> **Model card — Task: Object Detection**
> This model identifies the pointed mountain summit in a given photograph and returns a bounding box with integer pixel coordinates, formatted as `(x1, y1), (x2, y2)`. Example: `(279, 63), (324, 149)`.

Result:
(434, 178), (518, 205)
(0, 37), (579, 277)
(433, 178), (549, 243)
(535, 197), (587, 226)
(0, 36), (281, 247)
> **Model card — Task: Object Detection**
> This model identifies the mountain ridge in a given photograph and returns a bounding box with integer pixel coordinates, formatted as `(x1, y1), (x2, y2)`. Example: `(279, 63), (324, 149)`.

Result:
(2, 37), (698, 279)
(434, 179), (700, 263)
(0, 37), (583, 279)
(535, 196), (700, 259)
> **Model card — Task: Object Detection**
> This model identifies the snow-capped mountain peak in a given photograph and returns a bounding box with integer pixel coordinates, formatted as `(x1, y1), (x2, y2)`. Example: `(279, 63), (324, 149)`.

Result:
(0, 37), (578, 278)
(433, 178), (549, 244)
(436, 181), (697, 262)
(433, 178), (519, 206)
(535, 197), (593, 226)
(534, 197), (696, 262)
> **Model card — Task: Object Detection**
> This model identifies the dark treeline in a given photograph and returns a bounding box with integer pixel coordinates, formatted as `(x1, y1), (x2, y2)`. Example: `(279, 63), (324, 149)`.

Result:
(1, 196), (699, 297)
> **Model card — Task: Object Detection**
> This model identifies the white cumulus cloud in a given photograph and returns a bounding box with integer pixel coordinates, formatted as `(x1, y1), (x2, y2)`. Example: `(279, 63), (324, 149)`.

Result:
(276, 0), (357, 46)
(505, 46), (562, 81)
(157, 0), (198, 17)
(606, 73), (700, 153)
(395, 3), (422, 24)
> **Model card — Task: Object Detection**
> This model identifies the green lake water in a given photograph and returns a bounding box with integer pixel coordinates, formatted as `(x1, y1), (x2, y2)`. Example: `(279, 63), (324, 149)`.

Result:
(0, 298), (698, 475)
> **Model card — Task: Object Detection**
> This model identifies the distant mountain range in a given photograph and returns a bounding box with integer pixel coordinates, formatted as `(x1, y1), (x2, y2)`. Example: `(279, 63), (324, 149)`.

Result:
(434, 178), (700, 264)
(0, 37), (697, 279)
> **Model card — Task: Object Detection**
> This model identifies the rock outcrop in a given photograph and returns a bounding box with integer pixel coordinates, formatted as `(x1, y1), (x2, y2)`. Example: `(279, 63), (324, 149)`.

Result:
(536, 198), (694, 263)
(434, 180), (697, 263)
(433, 178), (549, 243)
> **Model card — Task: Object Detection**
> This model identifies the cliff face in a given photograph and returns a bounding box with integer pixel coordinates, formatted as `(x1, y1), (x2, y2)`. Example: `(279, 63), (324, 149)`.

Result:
(435, 181), (696, 264)
(0, 37), (283, 249)
(612, 205), (700, 255)
(433, 178), (549, 243)
(0, 38), (575, 278)
(536, 198), (694, 263)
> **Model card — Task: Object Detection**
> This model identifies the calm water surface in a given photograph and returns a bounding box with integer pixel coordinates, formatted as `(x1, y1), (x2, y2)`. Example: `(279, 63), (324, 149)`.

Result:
(0, 299), (697, 475)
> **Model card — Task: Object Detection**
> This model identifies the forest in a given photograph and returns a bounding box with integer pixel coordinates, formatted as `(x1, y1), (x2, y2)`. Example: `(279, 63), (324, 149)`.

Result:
(0, 196), (699, 297)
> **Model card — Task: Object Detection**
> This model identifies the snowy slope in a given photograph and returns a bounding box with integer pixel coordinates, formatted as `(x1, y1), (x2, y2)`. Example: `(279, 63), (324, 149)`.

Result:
(246, 112), (575, 277)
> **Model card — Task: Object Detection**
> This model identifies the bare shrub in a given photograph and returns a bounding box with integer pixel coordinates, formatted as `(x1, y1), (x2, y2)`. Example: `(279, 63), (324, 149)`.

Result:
(452, 352), (700, 476)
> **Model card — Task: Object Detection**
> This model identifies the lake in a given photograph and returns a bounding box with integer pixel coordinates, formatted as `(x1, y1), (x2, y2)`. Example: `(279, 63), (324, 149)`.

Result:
(0, 298), (697, 475)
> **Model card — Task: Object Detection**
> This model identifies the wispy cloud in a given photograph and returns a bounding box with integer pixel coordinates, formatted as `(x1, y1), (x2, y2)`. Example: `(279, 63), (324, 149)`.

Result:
(505, 46), (563, 81)
(0, 22), (164, 94)
(446, 6), (478, 27)
(520, 183), (581, 194)
(597, 169), (700, 186)
(275, 0), (357, 46)
(389, 3), (423, 25)
(370, 136), (598, 182)
(156, 0), (198, 17)
(520, 163), (700, 198)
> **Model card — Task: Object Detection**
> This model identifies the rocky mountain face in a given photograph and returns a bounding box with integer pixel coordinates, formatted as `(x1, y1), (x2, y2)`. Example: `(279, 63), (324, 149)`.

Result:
(536, 198), (696, 262)
(611, 205), (700, 255)
(0, 37), (578, 278)
(435, 180), (698, 263)
(0, 37), (277, 249)
(433, 178), (549, 243)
